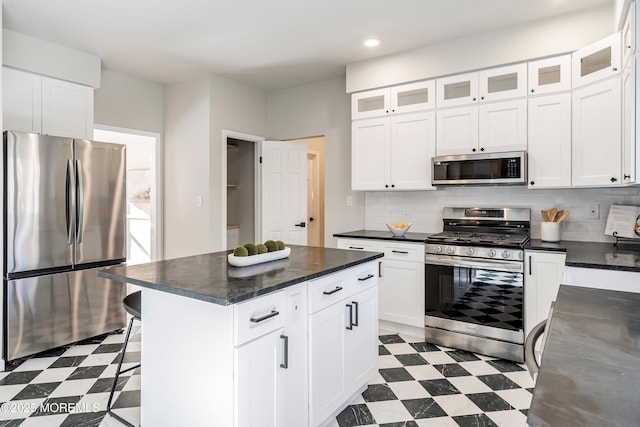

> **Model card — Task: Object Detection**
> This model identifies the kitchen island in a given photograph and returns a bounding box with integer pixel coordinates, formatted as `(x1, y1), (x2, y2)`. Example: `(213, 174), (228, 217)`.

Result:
(527, 285), (640, 426)
(98, 245), (383, 427)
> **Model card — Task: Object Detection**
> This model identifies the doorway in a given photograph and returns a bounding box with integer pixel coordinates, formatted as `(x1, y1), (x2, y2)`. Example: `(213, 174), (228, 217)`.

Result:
(94, 126), (163, 264)
(293, 136), (325, 247)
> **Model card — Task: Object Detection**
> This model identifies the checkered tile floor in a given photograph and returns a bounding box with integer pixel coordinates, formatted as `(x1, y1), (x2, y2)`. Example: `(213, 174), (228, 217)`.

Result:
(0, 325), (141, 427)
(0, 328), (533, 426)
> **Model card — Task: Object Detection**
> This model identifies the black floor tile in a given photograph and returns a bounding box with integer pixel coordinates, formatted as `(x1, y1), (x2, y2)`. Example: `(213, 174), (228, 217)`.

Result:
(112, 390), (140, 409)
(409, 342), (440, 352)
(60, 410), (107, 427)
(0, 420), (25, 427)
(33, 395), (83, 416)
(379, 367), (415, 382)
(0, 371), (41, 386)
(446, 350), (481, 362)
(336, 404), (376, 426)
(92, 344), (123, 354)
(87, 376), (129, 394)
(379, 345), (391, 356)
(486, 359), (526, 373)
(432, 363), (472, 377)
(401, 397), (447, 419)
(11, 382), (60, 400)
(379, 335), (406, 344)
(394, 354), (427, 366)
(49, 356), (88, 369)
(362, 384), (398, 402)
(466, 392), (513, 412)
(477, 374), (521, 391)
(453, 413), (499, 427)
(380, 422), (419, 427)
(419, 378), (461, 396)
(67, 366), (107, 381)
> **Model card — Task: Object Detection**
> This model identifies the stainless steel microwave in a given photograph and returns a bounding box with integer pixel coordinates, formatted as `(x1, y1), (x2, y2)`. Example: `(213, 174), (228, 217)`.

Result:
(432, 151), (527, 186)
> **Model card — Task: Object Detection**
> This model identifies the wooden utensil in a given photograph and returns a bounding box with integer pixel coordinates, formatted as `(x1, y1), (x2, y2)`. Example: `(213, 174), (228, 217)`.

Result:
(541, 210), (549, 222)
(548, 208), (558, 222)
(556, 210), (570, 222)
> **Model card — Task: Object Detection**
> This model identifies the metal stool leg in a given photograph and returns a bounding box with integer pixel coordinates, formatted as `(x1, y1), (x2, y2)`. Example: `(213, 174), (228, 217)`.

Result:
(107, 315), (140, 427)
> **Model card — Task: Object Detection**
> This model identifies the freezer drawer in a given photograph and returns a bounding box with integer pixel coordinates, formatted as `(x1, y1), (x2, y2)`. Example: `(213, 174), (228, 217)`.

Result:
(5, 268), (126, 361)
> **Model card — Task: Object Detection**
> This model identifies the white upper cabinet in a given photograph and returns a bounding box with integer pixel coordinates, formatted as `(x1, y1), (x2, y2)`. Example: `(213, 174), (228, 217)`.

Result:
(436, 106), (479, 155)
(478, 63), (528, 102)
(351, 80), (435, 119)
(436, 72), (479, 108)
(528, 55), (572, 95)
(478, 98), (527, 153)
(622, 2), (636, 67)
(572, 76), (622, 187)
(3, 67), (43, 133)
(351, 117), (388, 190)
(3, 67), (94, 139)
(528, 93), (572, 188)
(572, 33), (622, 88)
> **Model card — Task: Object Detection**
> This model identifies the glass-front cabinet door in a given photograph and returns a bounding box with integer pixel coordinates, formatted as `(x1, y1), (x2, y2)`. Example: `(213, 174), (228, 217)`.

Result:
(390, 80), (435, 113)
(528, 55), (572, 95)
(478, 63), (527, 102)
(572, 32), (621, 88)
(351, 88), (390, 120)
(436, 72), (479, 108)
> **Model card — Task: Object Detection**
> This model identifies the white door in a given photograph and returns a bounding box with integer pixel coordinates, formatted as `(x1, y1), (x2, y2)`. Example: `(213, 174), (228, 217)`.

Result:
(261, 141), (308, 245)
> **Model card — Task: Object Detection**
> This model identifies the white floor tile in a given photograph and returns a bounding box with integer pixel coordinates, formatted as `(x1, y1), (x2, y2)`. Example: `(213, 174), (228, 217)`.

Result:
(20, 414), (69, 426)
(447, 376), (493, 394)
(378, 355), (403, 369)
(49, 378), (96, 398)
(367, 372), (386, 385)
(458, 360), (501, 376)
(415, 417), (460, 427)
(76, 391), (110, 412)
(496, 389), (533, 410)
(486, 409), (528, 426)
(0, 384), (25, 403)
(432, 394), (483, 417)
(398, 332), (424, 343)
(62, 344), (100, 357)
(12, 357), (58, 372)
(421, 351), (457, 365)
(504, 371), (535, 389)
(404, 365), (445, 381)
(387, 380), (430, 400)
(79, 353), (118, 367)
(122, 375), (141, 391)
(31, 367), (76, 384)
(366, 399), (414, 424)
(385, 343), (417, 355)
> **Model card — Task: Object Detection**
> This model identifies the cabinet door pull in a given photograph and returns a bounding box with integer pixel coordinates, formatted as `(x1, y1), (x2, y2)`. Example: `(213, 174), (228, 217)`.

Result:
(529, 256), (532, 275)
(323, 286), (343, 295)
(392, 250), (409, 254)
(352, 301), (359, 327)
(349, 246), (364, 250)
(346, 304), (354, 330)
(250, 310), (280, 323)
(378, 261), (382, 278)
(358, 274), (374, 281)
(280, 334), (289, 369)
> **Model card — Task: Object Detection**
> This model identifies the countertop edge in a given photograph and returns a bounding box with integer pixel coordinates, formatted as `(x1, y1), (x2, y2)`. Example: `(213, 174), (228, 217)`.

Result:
(98, 252), (384, 305)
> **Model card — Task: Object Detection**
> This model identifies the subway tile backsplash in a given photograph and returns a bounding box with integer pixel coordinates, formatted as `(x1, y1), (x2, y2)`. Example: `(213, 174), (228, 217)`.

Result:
(365, 187), (640, 242)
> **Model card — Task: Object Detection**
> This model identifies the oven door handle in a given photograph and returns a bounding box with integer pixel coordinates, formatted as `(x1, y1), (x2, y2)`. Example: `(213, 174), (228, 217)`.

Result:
(425, 254), (523, 273)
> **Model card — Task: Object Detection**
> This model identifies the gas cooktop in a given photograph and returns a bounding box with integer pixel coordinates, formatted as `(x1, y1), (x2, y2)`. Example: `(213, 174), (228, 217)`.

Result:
(426, 231), (530, 247)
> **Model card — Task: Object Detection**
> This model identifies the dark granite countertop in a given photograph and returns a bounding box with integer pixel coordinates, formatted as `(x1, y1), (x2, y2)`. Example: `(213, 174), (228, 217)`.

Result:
(333, 229), (432, 243)
(98, 245), (383, 306)
(527, 285), (640, 427)
(527, 239), (640, 272)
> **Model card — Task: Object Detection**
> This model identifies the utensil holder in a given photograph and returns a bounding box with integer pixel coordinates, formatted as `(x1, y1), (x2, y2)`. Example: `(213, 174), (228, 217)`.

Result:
(540, 222), (560, 242)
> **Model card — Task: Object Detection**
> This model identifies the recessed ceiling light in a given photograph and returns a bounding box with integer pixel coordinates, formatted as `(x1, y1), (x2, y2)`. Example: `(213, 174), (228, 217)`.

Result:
(363, 38), (381, 47)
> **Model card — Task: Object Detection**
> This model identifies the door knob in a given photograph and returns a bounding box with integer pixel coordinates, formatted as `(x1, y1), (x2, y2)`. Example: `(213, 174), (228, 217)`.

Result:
(295, 222), (306, 228)
(309, 217), (315, 222)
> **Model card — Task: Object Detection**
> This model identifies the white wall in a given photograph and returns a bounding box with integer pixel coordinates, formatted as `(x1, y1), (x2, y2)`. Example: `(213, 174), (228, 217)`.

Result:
(163, 76), (211, 258)
(94, 69), (164, 133)
(2, 29), (100, 88)
(365, 187), (640, 243)
(209, 75), (268, 252)
(346, 5), (614, 93)
(267, 77), (365, 247)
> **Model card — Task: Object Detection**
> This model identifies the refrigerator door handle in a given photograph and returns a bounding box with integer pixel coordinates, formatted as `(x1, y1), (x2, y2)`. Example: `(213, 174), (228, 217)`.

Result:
(75, 159), (84, 244)
(65, 159), (75, 244)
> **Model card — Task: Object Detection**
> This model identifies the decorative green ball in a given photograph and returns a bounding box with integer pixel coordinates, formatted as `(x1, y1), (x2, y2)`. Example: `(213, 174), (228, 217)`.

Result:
(264, 240), (278, 252)
(276, 240), (285, 250)
(243, 243), (258, 256)
(256, 244), (268, 254)
(233, 246), (249, 257)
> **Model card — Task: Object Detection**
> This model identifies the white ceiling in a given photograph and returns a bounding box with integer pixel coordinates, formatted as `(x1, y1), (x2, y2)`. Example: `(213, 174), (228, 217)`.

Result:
(2, 0), (615, 91)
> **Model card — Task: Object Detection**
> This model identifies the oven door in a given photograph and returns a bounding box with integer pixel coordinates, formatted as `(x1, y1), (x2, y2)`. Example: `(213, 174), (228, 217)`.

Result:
(424, 254), (524, 344)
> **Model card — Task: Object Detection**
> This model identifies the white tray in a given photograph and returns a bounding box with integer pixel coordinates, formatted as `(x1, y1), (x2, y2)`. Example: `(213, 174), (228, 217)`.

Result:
(228, 247), (291, 267)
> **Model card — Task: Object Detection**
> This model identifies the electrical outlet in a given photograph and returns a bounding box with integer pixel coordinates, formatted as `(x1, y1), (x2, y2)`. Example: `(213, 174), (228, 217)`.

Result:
(588, 204), (600, 219)
(401, 205), (409, 215)
(346, 195), (353, 207)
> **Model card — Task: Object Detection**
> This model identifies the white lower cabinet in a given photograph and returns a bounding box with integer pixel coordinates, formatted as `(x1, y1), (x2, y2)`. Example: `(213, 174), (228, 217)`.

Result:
(308, 262), (379, 426)
(337, 238), (425, 329)
(235, 327), (286, 427)
(524, 250), (566, 337)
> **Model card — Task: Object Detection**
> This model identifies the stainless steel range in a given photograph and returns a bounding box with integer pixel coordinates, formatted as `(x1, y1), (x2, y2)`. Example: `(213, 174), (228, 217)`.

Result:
(424, 207), (530, 362)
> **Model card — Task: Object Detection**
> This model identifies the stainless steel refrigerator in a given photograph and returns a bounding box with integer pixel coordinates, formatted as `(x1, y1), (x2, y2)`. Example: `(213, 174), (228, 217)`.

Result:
(3, 130), (127, 361)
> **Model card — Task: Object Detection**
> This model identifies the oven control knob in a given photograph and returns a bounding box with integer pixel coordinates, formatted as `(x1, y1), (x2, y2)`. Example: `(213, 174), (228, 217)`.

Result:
(446, 247), (455, 255)
(466, 248), (474, 256)
(487, 249), (496, 258)
(502, 250), (511, 259)
(434, 246), (442, 253)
